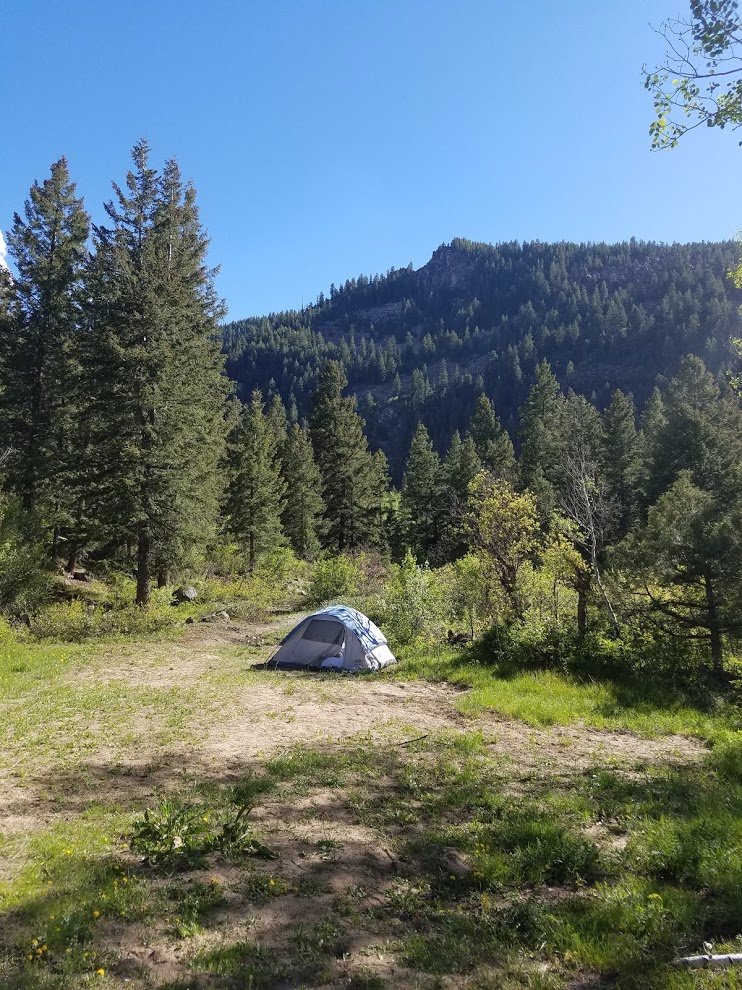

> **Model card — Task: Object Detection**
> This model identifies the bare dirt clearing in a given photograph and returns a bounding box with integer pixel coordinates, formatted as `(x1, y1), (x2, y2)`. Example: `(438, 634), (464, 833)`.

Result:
(1, 614), (706, 847)
(0, 614), (716, 989)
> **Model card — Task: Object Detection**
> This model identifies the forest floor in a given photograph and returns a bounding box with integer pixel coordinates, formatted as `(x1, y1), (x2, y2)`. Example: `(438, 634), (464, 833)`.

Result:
(0, 612), (739, 990)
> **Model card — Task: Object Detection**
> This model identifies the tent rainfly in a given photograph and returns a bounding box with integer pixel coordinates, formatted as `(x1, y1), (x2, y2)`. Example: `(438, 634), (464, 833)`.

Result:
(268, 605), (396, 673)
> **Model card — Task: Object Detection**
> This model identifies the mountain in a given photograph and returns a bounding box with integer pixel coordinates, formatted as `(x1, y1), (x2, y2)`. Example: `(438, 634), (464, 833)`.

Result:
(223, 237), (741, 478)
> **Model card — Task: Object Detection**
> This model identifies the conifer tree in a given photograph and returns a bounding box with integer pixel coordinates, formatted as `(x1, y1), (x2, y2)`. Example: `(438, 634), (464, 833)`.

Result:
(400, 422), (444, 561)
(83, 142), (229, 603)
(267, 393), (289, 450)
(620, 471), (742, 673)
(518, 360), (567, 513)
(1, 158), (89, 550)
(309, 361), (386, 551)
(637, 387), (667, 511)
(602, 390), (640, 532)
(648, 357), (742, 508)
(440, 430), (482, 560)
(468, 395), (516, 480)
(227, 389), (286, 571)
(281, 422), (325, 559)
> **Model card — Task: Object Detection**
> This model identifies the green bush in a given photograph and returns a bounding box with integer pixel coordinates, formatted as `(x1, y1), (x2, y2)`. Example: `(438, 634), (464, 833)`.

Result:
(307, 555), (361, 606)
(370, 551), (444, 645)
(0, 497), (51, 616)
(30, 598), (178, 642)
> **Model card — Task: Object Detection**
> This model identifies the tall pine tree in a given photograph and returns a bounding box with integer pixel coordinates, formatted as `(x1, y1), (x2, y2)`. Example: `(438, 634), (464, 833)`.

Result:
(309, 361), (386, 551)
(227, 389), (286, 571)
(518, 360), (567, 513)
(281, 422), (325, 559)
(602, 389), (640, 533)
(400, 422), (444, 561)
(83, 142), (229, 603)
(468, 394), (516, 480)
(1, 158), (89, 552)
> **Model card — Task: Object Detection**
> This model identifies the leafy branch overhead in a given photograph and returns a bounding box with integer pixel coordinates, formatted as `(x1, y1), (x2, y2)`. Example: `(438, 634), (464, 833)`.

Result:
(644, 0), (742, 148)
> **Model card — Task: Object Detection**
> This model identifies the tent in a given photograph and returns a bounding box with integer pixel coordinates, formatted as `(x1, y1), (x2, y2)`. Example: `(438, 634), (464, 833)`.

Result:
(268, 605), (396, 673)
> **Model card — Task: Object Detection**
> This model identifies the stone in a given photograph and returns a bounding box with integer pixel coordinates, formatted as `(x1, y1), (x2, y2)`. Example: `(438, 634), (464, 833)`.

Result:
(172, 586), (198, 604)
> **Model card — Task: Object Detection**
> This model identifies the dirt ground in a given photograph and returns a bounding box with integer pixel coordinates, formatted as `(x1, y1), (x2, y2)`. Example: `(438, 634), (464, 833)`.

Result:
(0, 613), (709, 988)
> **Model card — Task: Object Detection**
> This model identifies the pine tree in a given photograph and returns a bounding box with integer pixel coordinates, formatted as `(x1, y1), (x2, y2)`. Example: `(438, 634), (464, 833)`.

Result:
(227, 389), (286, 571)
(266, 393), (288, 450)
(648, 357), (742, 507)
(637, 388), (667, 511)
(1, 158), (89, 552)
(518, 360), (567, 513)
(602, 389), (640, 532)
(440, 430), (482, 560)
(83, 142), (229, 603)
(621, 472), (742, 673)
(309, 361), (386, 551)
(400, 422), (444, 560)
(281, 422), (325, 559)
(468, 394), (516, 480)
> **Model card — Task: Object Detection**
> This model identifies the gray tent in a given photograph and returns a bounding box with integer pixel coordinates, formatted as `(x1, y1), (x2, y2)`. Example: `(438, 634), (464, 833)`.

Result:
(268, 605), (396, 673)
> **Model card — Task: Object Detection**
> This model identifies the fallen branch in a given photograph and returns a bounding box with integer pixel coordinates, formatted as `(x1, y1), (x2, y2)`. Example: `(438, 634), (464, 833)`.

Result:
(393, 733), (429, 747)
(674, 954), (742, 969)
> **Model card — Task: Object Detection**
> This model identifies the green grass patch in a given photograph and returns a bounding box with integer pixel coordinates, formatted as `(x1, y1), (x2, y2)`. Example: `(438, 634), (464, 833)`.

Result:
(395, 642), (741, 742)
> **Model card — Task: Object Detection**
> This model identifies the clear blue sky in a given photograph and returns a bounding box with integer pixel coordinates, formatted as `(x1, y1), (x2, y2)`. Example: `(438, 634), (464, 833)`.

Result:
(1, 1), (739, 318)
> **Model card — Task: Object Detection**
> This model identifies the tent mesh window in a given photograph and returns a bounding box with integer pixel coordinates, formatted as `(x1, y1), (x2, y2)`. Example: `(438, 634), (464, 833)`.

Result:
(301, 619), (344, 646)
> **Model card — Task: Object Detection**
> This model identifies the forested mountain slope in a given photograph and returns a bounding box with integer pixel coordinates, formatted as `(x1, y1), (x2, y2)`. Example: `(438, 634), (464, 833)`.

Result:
(223, 238), (741, 476)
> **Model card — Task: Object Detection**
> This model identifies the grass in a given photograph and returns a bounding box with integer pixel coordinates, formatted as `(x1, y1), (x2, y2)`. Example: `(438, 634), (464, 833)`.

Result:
(394, 641), (741, 743)
(0, 612), (740, 988)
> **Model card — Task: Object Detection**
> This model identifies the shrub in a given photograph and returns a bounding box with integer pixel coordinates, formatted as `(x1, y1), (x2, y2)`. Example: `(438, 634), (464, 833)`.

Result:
(0, 497), (50, 616)
(371, 551), (444, 645)
(307, 555), (361, 606)
(30, 599), (178, 642)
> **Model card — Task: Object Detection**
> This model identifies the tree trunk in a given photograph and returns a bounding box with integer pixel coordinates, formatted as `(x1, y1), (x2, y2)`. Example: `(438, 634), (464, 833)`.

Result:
(704, 567), (724, 674)
(136, 529), (151, 606)
(249, 530), (255, 574)
(157, 571), (168, 589)
(66, 547), (78, 575)
(591, 552), (620, 637)
(577, 581), (588, 638)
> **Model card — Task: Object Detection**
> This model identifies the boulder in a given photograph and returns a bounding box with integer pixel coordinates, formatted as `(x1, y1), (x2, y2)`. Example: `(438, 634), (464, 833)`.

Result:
(172, 586), (198, 605)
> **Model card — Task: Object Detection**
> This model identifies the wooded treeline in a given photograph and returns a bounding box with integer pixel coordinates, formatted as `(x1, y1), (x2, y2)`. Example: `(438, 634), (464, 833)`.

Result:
(223, 237), (742, 477)
(0, 152), (740, 672)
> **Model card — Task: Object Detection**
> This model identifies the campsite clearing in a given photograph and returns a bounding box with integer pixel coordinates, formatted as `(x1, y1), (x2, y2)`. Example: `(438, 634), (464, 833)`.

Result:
(0, 612), (739, 990)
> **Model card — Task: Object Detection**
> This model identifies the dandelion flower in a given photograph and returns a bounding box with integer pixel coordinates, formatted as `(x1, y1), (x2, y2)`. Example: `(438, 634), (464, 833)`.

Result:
(92, 910), (100, 918)
(96, 968), (105, 976)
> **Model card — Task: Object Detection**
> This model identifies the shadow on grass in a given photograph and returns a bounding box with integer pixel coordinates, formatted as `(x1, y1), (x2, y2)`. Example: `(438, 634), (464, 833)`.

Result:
(2, 733), (740, 989)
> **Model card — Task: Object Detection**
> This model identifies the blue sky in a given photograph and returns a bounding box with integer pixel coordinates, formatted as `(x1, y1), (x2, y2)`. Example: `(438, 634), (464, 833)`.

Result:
(1, 1), (740, 318)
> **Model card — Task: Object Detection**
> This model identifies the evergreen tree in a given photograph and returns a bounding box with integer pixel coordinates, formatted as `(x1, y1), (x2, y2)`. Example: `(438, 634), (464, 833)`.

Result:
(647, 356), (742, 507)
(468, 394), (516, 480)
(637, 387), (667, 511)
(518, 360), (567, 513)
(227, 389), (286, 571)
(602, 389), (640, 532)
(266, 393), (288, 450)
(309, 361), (386, 550)
(83, 142), (229, 603)
(1, 158), (89, 552)
(281, 422), (325, 559)
(440, 430), (482, 560)
(621, 472), (742, 673)
(400, 422), (444, 561)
